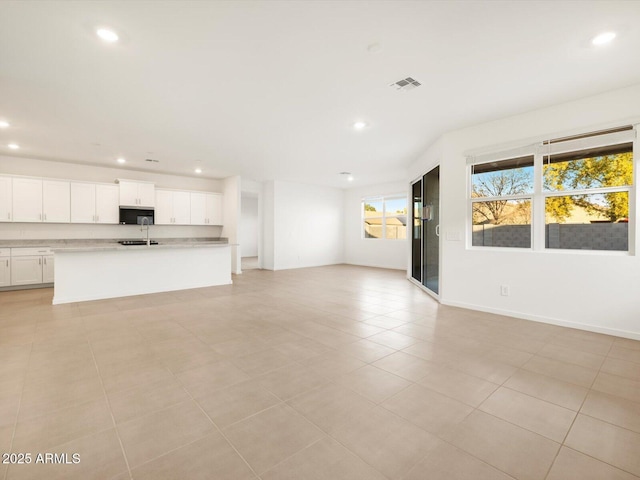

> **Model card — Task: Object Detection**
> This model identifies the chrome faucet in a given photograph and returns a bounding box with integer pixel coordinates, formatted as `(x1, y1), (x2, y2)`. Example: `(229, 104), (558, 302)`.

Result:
(141, 217), (151, 246)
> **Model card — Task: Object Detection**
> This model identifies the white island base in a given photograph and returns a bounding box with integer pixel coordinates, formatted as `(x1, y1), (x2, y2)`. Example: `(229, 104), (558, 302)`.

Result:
(52, 245), (232, 305)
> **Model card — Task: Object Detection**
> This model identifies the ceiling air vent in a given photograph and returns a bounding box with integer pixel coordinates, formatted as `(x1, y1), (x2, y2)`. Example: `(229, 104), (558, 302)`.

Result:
(390, 77), (421, 91)
(145, 158), (160, 163)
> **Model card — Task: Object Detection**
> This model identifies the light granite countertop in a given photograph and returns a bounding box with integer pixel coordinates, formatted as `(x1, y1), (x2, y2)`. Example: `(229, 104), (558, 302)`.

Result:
(0, 238), (230, 252)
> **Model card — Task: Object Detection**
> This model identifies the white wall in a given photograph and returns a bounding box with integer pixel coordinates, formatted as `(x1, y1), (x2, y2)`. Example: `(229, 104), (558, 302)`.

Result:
(409, 83), (640, 339)
(265, 180), (344, 270)
(0, 155), (224, 240)
(240, 195), (259, 257)
(222, 176), (241, 274)
(262, 181), (275, 270)
(344, 181), (408, 270)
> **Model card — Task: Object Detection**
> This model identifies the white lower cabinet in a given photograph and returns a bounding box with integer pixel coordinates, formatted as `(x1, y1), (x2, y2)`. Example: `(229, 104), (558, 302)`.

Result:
(11, 256), (43, 285)
(9, 248), (54, 286)
(43, 255), (55, 283)
(0, 249), (10, 287)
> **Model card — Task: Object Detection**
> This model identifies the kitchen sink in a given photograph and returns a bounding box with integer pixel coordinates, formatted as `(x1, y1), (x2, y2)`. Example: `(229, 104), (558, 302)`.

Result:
(118, 240), (159, 246)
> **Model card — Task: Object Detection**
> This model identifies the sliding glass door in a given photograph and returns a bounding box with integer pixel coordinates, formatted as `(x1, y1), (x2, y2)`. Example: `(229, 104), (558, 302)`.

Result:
(411, 165), (440, 296)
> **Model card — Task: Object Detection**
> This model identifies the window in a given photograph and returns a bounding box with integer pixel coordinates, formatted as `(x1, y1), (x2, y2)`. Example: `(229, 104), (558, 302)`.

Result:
(469, 126), (635, 252)
(471, 156), (534, 248)
(543, 143), (632, 251)
(363, 195), (407, 239)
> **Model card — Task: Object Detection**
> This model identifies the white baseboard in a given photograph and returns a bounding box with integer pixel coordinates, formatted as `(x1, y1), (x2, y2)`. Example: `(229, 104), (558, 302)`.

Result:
(441, 299), (640, 341)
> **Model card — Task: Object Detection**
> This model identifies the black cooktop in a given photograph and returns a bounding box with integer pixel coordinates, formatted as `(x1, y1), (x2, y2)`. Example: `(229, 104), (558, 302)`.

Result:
(118, 240), (159, 246)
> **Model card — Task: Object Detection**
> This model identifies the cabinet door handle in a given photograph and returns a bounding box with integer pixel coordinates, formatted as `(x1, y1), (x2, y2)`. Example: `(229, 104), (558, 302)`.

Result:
(39, 258), (41, 265)
(44, 258), (47, 265)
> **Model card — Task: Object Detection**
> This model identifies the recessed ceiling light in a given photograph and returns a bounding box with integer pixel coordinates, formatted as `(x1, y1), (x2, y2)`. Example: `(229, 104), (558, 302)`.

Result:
(592, 31), (616, 46)
(194, 168), (202, 174)
(8, 143), (19, 150)
(353, 121), (367, 130)
(96, 28), (119, 43)
(0, 121), (9, 128)
(117, 158), (126, 164)
(340, 171), (354, 182)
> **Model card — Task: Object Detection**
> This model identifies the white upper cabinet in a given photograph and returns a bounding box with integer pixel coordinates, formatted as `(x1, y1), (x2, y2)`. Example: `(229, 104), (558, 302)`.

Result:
(190, 192), (223, 225)
(155, 189), (191, 225)
(70, 182), (96, 223)
(42, 180), (70, 223)
(190, 192), (206, 225)
(118, 180), (155, 207)
(155, 190), (173, 225)
(206, 193), (223, 225)
(95, 184), (119, 224)
(0, 176), (12, 222)
(12, 177), (43, 222)
(71, 183), (119, 224)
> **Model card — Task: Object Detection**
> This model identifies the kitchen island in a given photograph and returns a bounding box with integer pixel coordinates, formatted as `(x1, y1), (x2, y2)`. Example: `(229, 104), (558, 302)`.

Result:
(51, 240), (232, 304)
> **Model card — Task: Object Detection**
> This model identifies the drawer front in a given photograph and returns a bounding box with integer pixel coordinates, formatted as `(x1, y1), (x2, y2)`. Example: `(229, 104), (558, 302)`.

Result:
(11, 247), (53, 257)
(0, 248), (10, 257)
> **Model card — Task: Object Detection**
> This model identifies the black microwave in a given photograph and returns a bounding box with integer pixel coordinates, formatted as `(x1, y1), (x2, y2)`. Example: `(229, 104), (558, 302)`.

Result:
(119, 208), (154, 225)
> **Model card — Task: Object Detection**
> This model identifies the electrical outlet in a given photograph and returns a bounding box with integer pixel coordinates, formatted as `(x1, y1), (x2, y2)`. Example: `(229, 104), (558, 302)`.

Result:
(500, 285), (510, 296)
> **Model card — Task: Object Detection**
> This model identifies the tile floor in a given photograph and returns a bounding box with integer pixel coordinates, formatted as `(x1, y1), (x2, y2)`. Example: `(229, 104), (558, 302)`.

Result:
(0, 265), (639, 480)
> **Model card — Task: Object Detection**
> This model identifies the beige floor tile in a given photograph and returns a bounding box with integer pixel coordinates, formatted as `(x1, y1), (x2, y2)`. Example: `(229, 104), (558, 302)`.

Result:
(403, 441), (516, 480)
(117, 399), (215, 468)
(337, 338), (396, 363)
(5, 428), (128, 480)
(547, 446), (640, 480)
(272, 337), (330, 362)
(613, 338), (640, 352)
(231, 348), (295, 376)
(418, 363), (499, 407)
(581, 390), (640, 434)
(176, 360), (252, 398)
(363, 315), (409, 329)
(107, 377), (192, 424)
(550, 333), (614, 356)
(592, 372), (640, 403)
(601, 357), (640, 381)
(19, 375), (106, 420)
(223, 403), (324, 475)
(538, 342), (606, 369)
(566, 414), (640, 476)
(197, 380), (281, 429)
(444, 410), (560, 480)
(479, 387), (576, 442)
(0, 425), (14, 453)
(522, 355), (598, 388)
(335, 364), (411, 403)
(504, 369), (589, 411)
(12, 398), (113, 453)
(302, 351), (367, 379)
(100, 360), (173, 394)
(609, 345), (640, 364)
(382, 383), (473, 435)
(483, 345), (533, 367)
(0, 393), (21, 428)
(130, 431), (255, 480)
(446, 354), (518, 384)
(331, 405), (443, 479)
(287, 383), (376, 434)
(261, 436), (386, 480)
(367, 330), (420, 349)
(372, 351), (432, 381)
(256, 363), (329, 401)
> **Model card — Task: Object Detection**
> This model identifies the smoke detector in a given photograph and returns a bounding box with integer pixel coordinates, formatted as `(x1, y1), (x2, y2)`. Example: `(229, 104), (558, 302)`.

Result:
(389, 77), (421, 91)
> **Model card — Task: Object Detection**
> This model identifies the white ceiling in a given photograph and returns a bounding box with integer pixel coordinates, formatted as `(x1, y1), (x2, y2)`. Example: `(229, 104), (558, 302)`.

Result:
(1, 1), (640, 188)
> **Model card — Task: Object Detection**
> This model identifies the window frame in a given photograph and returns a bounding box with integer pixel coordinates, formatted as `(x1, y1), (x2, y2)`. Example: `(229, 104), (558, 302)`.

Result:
(467, 126), (637, 254)
(362, 194), (408, 240)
